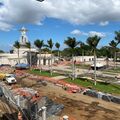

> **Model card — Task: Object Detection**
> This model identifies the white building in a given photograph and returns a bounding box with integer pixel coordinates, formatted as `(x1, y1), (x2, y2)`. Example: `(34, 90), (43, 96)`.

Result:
(73, 56), (107, 66)
(73, 56), (94, 62)
(0, 27), (55, 66)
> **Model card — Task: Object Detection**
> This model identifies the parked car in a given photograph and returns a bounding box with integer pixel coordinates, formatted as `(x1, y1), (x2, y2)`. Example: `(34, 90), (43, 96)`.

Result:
(5, 74), (17, 85)
(15, 63), (30, 70)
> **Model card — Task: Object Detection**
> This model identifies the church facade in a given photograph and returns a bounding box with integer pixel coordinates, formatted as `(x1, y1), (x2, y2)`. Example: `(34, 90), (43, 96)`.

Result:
(0, 27), (55, 66)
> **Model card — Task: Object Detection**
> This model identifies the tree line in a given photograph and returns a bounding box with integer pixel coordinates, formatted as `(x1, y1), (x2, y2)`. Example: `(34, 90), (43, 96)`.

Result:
(12, 31), (120, 58)
(11, 30), (120, 85)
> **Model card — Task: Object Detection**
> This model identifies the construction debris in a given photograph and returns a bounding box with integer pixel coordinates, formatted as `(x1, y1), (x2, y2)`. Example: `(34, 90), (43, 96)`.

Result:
(83, 89), (120, 104)
(43, 96), (64, 117)
(0, 82), (64, 120)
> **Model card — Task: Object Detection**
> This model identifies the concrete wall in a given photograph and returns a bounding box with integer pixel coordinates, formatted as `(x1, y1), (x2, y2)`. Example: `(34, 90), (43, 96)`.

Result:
(0, 53), (55, 66)
(73, 56), (94, 62)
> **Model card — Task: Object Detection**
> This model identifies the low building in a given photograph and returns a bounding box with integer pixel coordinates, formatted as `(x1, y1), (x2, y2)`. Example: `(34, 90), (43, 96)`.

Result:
(0, 27), (55, 66)
(73, 56), (94, 62)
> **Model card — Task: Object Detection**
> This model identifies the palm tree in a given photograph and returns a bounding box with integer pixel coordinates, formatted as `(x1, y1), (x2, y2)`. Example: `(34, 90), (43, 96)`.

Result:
(55, 42), (60, 59)
(46, 38), (54, 75)
(13, 41), (20, 64)
(64, 37), (79, 80)
(80, 41), (85, 64)
(34, 39), (44, 72)
(26, 42), (31, 69)
(115, 31), (120, 45)
(87, 35), (101, 85)
(114, 31), (120, 66)
(109, 40), (117, 68)
(100, 46), (111, 67)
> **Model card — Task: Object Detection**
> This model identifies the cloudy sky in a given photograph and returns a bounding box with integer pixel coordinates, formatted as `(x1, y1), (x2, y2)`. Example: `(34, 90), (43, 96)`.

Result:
(0, 0), (120, 51)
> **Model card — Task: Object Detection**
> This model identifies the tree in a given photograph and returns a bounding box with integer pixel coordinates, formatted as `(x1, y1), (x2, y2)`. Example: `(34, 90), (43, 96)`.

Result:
(99, 46), (111, 67)
(109, 40), (117, 68)
(115, 31), (120, 45)
(42, 48), (50, 53)
(98, 46), (111, 57)
(26, 42), (31, 69)
(55, 42), (60, 59)
(64, 37), (79, 80)
(13, 41), (20, 64)
(87, 35), (101, 85)
(61, 48), (73, 58)
(34, 39), (44, 72)
(114, 31), (120, 65)
(46, 39), (54, 75)
(80, 41), (85, 63)
(0, 50), (4, 53)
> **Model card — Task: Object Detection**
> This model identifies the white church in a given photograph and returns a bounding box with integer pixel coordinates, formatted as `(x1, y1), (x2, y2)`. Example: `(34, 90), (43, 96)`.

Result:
(0, 27), (54, 66)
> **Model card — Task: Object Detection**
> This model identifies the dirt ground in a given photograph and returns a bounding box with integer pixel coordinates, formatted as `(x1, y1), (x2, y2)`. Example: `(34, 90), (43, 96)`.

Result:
(29, 81), (120, 120)
(0, 67), (120, 120)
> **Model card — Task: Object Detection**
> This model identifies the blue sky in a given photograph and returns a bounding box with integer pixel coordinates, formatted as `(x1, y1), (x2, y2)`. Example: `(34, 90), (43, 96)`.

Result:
(0, 0), (120, 51)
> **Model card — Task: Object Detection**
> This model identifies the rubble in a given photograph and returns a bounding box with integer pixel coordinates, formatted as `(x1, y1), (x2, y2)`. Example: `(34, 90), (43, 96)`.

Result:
(83, 89), (120, 104)
(0, 82), (64, 120)
(43, 96), (64, 117)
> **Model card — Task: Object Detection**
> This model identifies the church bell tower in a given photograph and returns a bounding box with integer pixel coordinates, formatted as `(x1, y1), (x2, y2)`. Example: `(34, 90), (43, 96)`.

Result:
(19, 27), (28, 47)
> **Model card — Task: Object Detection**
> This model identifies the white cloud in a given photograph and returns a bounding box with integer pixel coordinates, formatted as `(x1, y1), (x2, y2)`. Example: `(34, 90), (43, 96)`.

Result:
(71, 29), (106, 38)
(1, 0), (120, 31)
(71, 29), (88, 36)
(99, 21), (109, 26)
(0, 21), (13, 31)
(89, 31), (106, 38)
(71, 29), (82, 36)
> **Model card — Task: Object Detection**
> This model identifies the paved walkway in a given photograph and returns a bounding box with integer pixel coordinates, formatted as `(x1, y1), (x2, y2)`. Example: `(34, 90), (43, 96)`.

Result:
(52, 75), (68, 80)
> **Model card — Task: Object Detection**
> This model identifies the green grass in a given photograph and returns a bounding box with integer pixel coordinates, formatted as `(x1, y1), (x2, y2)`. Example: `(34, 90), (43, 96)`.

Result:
(65, 78), (120, 95)
(29, 69), (60, 77)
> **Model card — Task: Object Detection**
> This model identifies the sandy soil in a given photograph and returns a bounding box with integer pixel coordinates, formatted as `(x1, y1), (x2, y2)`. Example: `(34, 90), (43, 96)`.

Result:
(30, 82), (120, 120)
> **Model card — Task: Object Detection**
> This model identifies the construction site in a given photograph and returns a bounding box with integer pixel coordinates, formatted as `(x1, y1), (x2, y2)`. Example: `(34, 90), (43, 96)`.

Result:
(1, 0), (120, 119)
(0, 64), (120, 120)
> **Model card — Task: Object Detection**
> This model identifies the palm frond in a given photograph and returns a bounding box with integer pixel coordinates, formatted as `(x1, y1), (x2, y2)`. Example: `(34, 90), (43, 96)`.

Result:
(109, 40), (117, 48)
(13, 41), (20, 49)
(55, 42), (60, 49)
(34, 39), (44, 50)
(115, 31), (120, 45)
(26, 42), (31, 49)
(87, 35), (101, 50)
(47, 38), (54, 49)
(64, 37), (79, 49)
